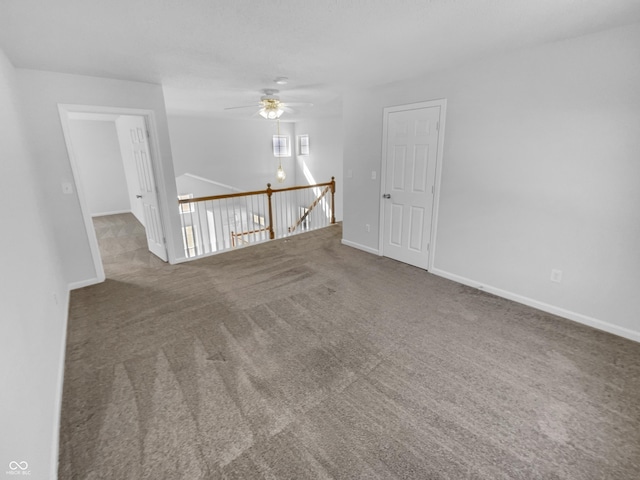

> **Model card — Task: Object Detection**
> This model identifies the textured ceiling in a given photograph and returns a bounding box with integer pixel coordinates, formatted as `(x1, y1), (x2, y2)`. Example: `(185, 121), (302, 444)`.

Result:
(2, 0), (639, 119)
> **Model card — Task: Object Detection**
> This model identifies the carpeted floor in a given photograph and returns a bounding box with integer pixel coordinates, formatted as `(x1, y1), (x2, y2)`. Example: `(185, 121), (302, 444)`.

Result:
(59, 213), (640, 479)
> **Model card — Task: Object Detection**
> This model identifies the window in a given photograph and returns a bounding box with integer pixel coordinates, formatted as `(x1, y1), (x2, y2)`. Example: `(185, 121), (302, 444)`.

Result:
(297, 134), (309, 156)
(272, 135), (291, 157)
(253, 214), (266, 227)
(183, 225), (198, 257)
(178, 193), (194, 214)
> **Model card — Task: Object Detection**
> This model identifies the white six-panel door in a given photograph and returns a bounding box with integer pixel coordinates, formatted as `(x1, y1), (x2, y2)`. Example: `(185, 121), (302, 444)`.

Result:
(381, 103), (443, 269)
(119, 115), (168, 261)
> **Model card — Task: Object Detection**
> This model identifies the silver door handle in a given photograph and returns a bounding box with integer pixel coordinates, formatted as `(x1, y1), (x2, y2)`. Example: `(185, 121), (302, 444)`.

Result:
(136, 195), (143, 199)
(382, 193), (391, 199)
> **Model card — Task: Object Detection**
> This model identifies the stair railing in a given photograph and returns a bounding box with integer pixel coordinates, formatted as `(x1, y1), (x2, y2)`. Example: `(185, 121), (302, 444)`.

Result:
(288, 184), (331, 233)
(178, 177), (335, 259)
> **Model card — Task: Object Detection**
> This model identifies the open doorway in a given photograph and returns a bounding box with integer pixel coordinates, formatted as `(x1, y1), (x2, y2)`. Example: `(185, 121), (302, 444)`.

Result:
(59, 106), (168, 281)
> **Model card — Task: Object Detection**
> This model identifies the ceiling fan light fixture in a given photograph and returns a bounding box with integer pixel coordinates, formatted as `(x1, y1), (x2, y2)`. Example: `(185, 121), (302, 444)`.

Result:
(259, 107), (284, 119)
(225, 88), (311, 118)
(259, 96), (284, 119)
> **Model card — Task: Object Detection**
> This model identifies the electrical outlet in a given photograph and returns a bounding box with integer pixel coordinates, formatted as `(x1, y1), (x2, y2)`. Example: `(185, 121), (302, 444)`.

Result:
(365, 224), (370, 232)
(550, 269), (563, 283)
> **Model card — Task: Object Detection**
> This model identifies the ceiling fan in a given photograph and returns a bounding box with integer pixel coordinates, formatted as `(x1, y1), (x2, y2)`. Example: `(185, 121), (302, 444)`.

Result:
(224, 89), (313, 119)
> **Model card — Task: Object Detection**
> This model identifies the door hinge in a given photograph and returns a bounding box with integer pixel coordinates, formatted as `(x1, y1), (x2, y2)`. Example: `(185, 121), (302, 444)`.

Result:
(431, 185), (434, 195)
(163, 237), (167, 244)
(436, 122), (440, 131)
(427, 243), (430, 251)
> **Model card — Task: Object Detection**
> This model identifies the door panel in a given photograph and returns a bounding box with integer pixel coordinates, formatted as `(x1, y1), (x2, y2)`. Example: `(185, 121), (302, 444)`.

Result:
(390, 203), (404, 246)
(409, 206), (424, 251)
(412, 145), (429, 192)
(382, 105), (441, 269)
(392, 146), (406, 190)
(116, 115), (168, 262)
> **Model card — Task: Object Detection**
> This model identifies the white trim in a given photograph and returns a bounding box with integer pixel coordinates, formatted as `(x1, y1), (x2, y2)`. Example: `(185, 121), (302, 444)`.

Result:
(428, 101), (447, 270)
(91, 209), (131, 218)
(430, 268), (640, 344)
(341, 239), (380, 255)
(143, 112), (176, 262)
(68, 276), (104, 290)
(58, 104), (171, 284)
(182, 173), (242, 192)
(172, 255), (194, 264)
(172, 248), (227, 264)
(173, 239), (276, 264)
(50, 288), (71, 480)
(378, 99), (447, 270)
(57, 105), (106, 286)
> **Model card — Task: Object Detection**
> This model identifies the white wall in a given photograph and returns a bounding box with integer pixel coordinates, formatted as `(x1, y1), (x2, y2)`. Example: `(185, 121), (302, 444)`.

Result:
(176, 173), (240, 198)
(67, 119), (131, 216)
(0, 49), (69, 480)
(17, 69), (183, 282)
(343, 23), (640, 340)
(294, 117), (344, 221)
(168, 115), (297, 191)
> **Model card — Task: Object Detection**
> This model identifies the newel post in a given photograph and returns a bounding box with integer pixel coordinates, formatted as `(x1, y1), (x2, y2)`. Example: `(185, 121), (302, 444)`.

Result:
(330, 176), (336, 225)
(266, 183), (275, 239)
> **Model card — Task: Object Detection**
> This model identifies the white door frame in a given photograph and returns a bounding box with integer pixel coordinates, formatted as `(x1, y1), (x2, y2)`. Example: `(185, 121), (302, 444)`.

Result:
(378, 99), (447, 270)
(58, 104), (168, 286)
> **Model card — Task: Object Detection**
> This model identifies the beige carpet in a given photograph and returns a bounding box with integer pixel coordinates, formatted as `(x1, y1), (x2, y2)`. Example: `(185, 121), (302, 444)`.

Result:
(59, 213), (640, 479)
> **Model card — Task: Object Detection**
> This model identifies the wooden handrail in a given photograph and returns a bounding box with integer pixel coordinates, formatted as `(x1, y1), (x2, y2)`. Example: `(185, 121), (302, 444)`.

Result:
(231, 227), (270, 247)
(178, 187), (271, 204)
(268, 181), (334, 194)
(178, 180), (335, 204)
(289, 185), (331, 233)
(178, 178), (336, 254)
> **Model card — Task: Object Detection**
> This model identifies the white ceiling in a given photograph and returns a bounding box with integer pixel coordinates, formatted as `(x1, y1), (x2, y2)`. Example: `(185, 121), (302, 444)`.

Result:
(2, 0), (639, 119)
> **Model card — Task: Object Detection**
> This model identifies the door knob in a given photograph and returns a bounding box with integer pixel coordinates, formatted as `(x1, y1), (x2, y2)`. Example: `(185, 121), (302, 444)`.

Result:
(136, 195), (143, 199)
(382, 193), (391, 199)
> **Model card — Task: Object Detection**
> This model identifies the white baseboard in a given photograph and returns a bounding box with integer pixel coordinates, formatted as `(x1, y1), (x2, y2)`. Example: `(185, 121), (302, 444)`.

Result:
(50, 288), (70, 480)
(341, 239), (380, 256)
(430, 268), (640, 344)
(68, 274), (104, 290)
(91, 209), (131, 217)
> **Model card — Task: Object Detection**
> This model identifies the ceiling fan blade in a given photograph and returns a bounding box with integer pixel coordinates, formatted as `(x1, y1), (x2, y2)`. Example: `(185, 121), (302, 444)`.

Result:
(223, 103), (261, 110)
(281, 102), (314, 108)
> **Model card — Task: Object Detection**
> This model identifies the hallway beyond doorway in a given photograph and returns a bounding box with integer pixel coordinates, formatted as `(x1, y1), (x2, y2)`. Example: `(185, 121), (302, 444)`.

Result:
(93, 213), (164, 278)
